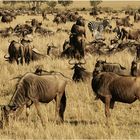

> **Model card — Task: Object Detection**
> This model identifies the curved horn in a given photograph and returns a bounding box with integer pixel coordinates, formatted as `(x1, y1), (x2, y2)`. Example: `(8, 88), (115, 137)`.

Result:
(79, 58), (86, 65)
(68, 59), (76, 65)
(10, 76), (22, 80)
(4, 54), (9, 59)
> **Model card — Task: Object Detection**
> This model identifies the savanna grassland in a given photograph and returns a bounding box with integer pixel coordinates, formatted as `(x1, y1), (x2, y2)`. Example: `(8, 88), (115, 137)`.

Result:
(0, 1), (140, 139)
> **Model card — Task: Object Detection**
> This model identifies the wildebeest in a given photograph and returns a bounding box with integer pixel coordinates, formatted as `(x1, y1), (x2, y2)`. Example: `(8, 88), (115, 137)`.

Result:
(69, 18), (86, 59)
(47, 43), (60, 58)
(0, 27), (13, 37)
(71, 24), (86, 37)
(121, 28), (140, 41)
(14, 24), (33, 37)
(1, 15), (15, 23)
(0, 72), (67, 128)
(67, 11), (80, 22)
(116, 16), (132, 27)
(4, 40), (24, 65)
(69, 59), (91, 82)
(53, 14), (67, 25)
(42, 10), (48, 20)
(131, 59), (140, 76)
(90, 7), (98, 16)
(4, 40), (41, 65)
(94, 59), (129, 75)
(23, 44), (33, 64)
(35, 26), (54, 36)
(134, 12), (140, 22)
(31, 18), (42, 27)
(92, 71), (140, 118)
(125, 10), (135, 15)
(75, 17), (85, 27)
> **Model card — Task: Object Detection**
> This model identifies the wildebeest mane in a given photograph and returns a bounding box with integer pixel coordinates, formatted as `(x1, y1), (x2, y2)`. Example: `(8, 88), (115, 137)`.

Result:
(92, 72), (119, 95)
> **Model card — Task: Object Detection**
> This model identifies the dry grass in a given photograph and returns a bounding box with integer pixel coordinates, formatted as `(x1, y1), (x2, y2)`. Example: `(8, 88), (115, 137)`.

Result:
(0, 2), (140, 139)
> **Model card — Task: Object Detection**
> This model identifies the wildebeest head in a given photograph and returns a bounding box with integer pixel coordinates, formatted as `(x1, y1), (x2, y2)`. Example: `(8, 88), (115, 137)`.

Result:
(93, 59), (106, 75)
(47, 43), (58, 56)
(76, 17), (85, 27)
(69, 59), (86, 82)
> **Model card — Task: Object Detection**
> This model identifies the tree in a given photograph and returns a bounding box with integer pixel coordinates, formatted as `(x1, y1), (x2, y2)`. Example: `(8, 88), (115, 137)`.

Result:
(90, 0), (102, 8)
(47, 1), (57, 10)
(90, 0), (102, 15)
(2, 1), (19, 8)
(58, 0), (73, 7)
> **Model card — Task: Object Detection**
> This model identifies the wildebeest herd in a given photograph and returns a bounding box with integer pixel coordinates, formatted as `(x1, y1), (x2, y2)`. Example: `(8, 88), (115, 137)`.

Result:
(0, 5), (140, 130)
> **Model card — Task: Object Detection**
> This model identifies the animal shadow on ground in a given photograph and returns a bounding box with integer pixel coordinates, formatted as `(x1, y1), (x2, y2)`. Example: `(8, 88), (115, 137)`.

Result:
(64, 119), (98, 126)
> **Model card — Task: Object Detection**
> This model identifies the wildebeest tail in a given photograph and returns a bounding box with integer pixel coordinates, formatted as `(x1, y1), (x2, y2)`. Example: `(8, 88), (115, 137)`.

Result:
(59, 91), (66, 120)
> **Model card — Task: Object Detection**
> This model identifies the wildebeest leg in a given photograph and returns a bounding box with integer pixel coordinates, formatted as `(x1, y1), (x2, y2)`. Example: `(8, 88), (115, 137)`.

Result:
(14, 106), (24, 119)
(135, 93), (140, 101)
(104, 96), (111, 127)
(20, 57), (23, 65)
(55, 93), (65, 124)
(80, 39), (85, 58)
(16, 58), (19, 65)
(110, 100), (115, 109)
(105, 96), (111, 118)
(9, 57), (13, 63)
(34, 102), (46, 128)
(59, 91), (66, 121)
(26, 107), (30, 118)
